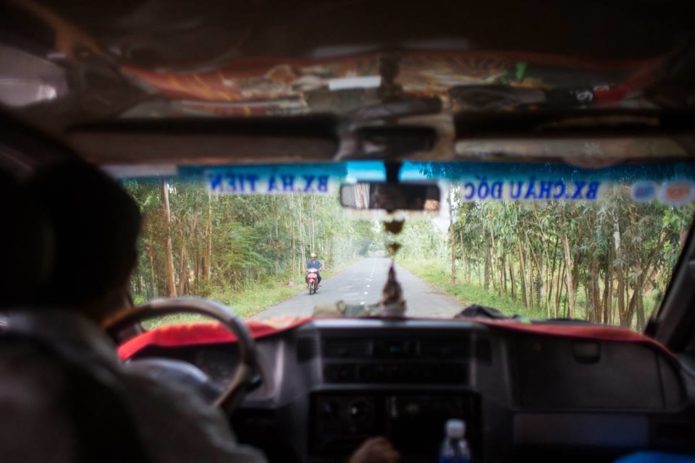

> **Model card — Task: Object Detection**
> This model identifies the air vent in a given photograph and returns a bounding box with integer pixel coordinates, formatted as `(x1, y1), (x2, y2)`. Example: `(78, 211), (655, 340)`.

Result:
(420, 339), (469, 358)
(475, 338), (492, 363)
(323, 339), (371, 358)
(324, 362), (468, 384)
(297, 336), (318, 362)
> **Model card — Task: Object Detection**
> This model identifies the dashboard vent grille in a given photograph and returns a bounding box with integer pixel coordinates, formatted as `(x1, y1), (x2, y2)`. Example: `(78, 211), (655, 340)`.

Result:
(323, 339), (372, 358)
(475, 338), (492, 363)
(297, 336), (318, 362)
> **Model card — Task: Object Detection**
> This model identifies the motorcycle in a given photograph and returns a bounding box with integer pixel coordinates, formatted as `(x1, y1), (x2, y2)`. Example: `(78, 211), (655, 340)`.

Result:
(306, 268), (319, 295)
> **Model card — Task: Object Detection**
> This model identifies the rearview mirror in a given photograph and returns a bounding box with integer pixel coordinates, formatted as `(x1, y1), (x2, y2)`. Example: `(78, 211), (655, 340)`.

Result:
(340, 182), (441, 212)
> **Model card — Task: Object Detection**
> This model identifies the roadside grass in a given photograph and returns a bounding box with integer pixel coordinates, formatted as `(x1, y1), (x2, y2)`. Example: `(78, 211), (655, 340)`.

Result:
(398, 258), (547, 320)
(141, 313), (212, 330)
(209, 277), (306, 318)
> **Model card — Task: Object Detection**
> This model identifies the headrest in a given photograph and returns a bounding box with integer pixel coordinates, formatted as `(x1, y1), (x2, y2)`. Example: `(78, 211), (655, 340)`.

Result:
(0, 173), (53, 308)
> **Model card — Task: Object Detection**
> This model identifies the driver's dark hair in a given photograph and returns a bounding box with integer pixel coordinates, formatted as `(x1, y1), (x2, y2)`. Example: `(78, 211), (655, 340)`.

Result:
(23, 161), (141, 310)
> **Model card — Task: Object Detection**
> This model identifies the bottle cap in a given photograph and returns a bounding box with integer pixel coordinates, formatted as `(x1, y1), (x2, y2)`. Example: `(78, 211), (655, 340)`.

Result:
(445, 419), (465, 438)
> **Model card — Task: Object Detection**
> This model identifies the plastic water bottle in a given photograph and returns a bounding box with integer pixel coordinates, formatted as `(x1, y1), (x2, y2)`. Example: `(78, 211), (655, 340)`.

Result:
(438, 419), (471, 463)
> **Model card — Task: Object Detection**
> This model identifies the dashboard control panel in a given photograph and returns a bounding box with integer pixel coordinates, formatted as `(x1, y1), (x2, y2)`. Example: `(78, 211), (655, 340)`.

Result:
(310, 392), (481, 461)
(324, 362), (468, 383)
(321, 334), (471, 385)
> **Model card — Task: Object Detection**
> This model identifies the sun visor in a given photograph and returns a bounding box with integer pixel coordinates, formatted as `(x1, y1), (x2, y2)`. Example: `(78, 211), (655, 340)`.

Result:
(66, 116), (339, 165)
(454, 110), (695, 166)
(0, 44), (67, 108)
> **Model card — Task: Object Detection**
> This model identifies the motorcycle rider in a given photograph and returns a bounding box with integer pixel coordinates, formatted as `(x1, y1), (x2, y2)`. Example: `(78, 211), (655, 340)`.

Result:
(306, 252), (322, 286)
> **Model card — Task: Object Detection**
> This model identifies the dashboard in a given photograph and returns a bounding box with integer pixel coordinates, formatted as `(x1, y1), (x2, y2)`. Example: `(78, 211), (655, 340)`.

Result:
(129, 318), (695, 463)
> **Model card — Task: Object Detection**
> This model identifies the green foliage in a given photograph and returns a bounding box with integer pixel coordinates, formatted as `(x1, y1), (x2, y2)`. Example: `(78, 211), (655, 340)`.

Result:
(399, 258), (546, 319)
(397, 186), (694, 329)
(125, 177), (694, 329)
(125, 179), (376, 317)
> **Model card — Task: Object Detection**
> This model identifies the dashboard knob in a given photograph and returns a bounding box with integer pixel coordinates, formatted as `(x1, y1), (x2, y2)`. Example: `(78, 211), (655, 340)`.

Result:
(321, 401), (338, 417)
(349, 400), (367, 418)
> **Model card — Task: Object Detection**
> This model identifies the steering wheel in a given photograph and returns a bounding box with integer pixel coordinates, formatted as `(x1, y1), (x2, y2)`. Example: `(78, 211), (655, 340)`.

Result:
(105, 297), (259, 413)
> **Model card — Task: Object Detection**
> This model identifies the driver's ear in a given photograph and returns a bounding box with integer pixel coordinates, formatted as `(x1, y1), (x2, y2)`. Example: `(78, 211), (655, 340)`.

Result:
(100, 302), (138, 330)
(98, 285), (137, 329)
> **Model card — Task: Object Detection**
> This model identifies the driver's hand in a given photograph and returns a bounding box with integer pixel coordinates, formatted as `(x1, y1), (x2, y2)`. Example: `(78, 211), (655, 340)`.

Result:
(349, 437), (400, 463)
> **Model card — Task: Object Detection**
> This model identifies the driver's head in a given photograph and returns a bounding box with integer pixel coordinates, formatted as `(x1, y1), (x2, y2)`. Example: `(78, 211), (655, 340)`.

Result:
(23, 161), (141, 322)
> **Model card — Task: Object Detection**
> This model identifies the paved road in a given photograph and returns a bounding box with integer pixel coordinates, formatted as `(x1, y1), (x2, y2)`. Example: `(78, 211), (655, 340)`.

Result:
(253, 257), (464, 320)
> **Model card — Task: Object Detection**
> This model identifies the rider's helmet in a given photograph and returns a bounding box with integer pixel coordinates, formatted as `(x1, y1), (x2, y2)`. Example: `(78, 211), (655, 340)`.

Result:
(310, 252), (317, 259)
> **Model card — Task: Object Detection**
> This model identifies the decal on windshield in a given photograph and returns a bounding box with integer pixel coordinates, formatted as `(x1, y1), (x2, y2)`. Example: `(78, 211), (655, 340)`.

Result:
(403, 161), (695, 204)
(661, 181), (695, 206)
(161, 162), (695, 204)
(631, 181), (659, 203)
(458, 178), (602, 201)
(205, 168), (336, 195)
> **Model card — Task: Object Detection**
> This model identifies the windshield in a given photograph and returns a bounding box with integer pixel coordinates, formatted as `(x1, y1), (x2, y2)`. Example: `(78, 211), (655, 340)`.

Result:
(120, 160), (694, 329)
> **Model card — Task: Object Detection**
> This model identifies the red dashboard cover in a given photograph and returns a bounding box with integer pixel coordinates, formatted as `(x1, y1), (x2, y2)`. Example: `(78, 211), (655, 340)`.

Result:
(118, 317), (311, 360)
(472, 319), (675, 359)
(117, 316), (672, 361)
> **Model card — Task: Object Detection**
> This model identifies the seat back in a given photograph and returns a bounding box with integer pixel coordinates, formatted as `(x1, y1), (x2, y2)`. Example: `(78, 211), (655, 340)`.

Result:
(0, 330), (153, 463)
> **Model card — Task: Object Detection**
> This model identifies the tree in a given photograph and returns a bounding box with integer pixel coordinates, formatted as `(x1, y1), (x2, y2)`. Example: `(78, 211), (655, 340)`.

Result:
(161, 179), (177, 297)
